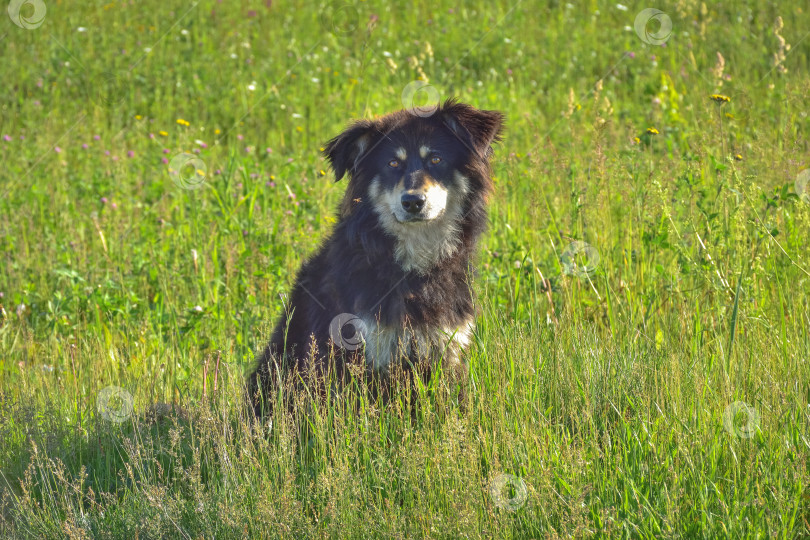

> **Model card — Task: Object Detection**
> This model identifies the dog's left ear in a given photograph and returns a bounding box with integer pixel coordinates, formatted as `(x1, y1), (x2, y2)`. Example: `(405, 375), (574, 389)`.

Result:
(322, 120), (376, 182)
(439, 99), (505, 158)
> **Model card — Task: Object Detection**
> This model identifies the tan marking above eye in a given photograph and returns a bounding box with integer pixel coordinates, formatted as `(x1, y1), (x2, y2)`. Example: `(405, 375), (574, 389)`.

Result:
(430, 156), (442, 164)
(388, 159), (400, 168)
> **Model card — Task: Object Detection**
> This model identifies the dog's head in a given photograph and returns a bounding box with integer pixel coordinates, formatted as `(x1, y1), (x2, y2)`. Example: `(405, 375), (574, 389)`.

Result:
(323, 99), (504, 272)
(324, 99), (504, 221)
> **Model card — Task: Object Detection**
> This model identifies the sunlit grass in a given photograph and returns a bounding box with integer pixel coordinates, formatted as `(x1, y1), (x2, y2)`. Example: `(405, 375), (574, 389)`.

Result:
(1, 0), (809, 537)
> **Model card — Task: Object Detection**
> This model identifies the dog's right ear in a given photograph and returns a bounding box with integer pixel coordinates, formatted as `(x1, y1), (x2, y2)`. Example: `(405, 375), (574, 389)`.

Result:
(322, 120), (375, 181)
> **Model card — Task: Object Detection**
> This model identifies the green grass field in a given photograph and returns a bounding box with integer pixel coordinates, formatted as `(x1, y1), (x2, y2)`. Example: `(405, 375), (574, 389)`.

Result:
(1, 0), (809, 537)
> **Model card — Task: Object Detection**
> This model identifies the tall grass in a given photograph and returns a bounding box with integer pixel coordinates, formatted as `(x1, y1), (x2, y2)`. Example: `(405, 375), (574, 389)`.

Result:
(1, 0), (808, 537)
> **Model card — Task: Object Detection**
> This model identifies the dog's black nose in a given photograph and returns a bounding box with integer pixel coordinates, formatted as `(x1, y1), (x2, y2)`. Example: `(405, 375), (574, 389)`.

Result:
(401, 193), (426, 214)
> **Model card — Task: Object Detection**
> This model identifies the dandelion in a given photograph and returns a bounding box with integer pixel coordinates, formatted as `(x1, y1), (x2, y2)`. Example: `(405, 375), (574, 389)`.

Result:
(135, 114), (142, 120)
(159, 130), (168, 137)
(214, 129), (221, 135)
(633, 137), (641, 144)
(646, 127), (659, 135)
(176, 119), (190, 126)
(734, 154), (743, 161)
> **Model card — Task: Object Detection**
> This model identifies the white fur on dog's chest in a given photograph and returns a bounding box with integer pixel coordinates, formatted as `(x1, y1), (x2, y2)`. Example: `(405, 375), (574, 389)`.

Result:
(359, 316), (474, 371)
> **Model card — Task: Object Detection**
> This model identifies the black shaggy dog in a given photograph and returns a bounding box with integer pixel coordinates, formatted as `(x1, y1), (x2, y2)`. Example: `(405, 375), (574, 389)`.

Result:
(247, 99), (504, 417)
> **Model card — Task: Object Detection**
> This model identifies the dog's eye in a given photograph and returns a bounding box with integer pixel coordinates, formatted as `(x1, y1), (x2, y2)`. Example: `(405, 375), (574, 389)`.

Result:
(388, 159), (400, 168)
(430, 156), (442, 164)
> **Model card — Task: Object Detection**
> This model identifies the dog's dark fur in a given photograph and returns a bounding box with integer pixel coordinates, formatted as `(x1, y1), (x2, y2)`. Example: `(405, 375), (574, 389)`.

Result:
(247, 99), (504, 417)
